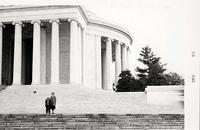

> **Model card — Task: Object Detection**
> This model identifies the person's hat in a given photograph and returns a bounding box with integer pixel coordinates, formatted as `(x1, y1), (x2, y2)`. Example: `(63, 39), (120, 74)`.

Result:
(51, 92), (55, 95)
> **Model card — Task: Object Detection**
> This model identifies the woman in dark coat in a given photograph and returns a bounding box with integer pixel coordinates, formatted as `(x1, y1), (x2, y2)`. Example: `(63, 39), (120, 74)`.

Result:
(50, 92), (56, 114)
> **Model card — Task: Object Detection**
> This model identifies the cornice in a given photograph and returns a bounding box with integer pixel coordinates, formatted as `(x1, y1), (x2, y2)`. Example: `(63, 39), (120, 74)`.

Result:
(0, 5), (79, 12)
(0, 5), (133, 45)
(78, 6), (133, 45)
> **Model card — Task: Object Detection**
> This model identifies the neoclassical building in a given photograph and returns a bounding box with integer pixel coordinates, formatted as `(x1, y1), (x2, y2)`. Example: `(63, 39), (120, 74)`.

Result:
(0, 5), (133, 90)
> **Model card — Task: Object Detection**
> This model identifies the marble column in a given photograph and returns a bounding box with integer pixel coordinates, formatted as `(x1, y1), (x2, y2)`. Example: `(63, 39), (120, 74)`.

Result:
(0, 23), (3, 85)
(12, 21), (22, 85)
(102, 49), (106, 89)
(122, 44), (127, 71)
(105, 38), (112, 90)
(127, 47), (130, 70)
(40, 27), (47, 84)
(31, 20), (41, 84)
(77, 23), (82, 84)
(115, 41), (121, 83)
(81, 28), (85, 86)
(96, 35), (102, 89)
(69, 19), (78, 84)
(50, 19), (60, 84)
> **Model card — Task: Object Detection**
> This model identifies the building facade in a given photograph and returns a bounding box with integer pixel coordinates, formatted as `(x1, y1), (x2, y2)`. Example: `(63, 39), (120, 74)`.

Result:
(0, 5), (133, 90)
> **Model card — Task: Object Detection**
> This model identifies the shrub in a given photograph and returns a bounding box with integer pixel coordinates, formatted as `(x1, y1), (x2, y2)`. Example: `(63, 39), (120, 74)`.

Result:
(116, 70), (144, 92)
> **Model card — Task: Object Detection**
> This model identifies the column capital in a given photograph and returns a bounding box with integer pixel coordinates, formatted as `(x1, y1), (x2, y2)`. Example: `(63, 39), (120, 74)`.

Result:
(121, 43), (127, 47)
(12, 21), (22, 26)
(113, 40), (120, 44)
(67, 18), (78, 23)
(49, 19), (60, 23)
(118, 41), (123, 45)
(95, 35), (101, 38)
(115, 41), (123, 45)
(115, 42), (120, 46)
(0, 22), (5, 28)
(105, 37), (114, 42)
(102, 37), (111, 43)
(31, 20), (41, 24)
(77, 22), (83, 29)
(81, 26), (85, 31)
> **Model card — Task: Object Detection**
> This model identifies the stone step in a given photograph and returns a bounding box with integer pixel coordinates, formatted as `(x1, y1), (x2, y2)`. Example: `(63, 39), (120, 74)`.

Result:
(0, 114), (184, 129)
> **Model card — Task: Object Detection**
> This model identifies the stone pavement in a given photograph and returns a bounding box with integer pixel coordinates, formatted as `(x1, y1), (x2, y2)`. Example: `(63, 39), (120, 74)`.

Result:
(0, 84), (183, 114)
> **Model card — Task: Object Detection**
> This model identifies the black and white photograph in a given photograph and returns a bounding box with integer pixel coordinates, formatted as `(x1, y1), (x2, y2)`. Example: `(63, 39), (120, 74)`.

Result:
(0, 0), (199, 129)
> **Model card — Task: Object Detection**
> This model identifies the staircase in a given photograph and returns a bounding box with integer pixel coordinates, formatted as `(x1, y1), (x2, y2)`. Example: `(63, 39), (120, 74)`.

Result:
(0, 114), (184, 130)
(0, 85), (184, 129)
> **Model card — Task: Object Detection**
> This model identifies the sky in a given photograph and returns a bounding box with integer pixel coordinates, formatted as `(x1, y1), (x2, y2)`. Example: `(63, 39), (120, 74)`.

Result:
(78, 0), (200, 80)
(0, 0), (199, 80)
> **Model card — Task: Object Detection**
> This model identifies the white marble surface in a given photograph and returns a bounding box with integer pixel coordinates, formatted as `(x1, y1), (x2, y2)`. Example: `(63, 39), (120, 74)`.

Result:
(145, 86), (184, 106)
(0, 84), (184, 114)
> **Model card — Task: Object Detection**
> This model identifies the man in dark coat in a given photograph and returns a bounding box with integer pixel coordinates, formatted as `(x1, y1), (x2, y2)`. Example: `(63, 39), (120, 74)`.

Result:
(50, 92), (56, 114)
(45, 97), (50, 114)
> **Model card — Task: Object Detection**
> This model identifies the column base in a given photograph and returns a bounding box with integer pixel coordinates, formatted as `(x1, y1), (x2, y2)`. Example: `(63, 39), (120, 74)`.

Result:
(69, 81), (81, 85)
(96, 85), (102, 90)
(31, 82), (41, 85)
(12, 82), (21, 86)
(105, 80), (113, 90)
(103, 88), (114, 91)
(49, 82), (60, 85)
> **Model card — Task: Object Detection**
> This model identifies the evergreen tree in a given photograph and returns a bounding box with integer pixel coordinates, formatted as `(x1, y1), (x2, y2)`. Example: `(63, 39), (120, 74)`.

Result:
(136, 46), (166, 86)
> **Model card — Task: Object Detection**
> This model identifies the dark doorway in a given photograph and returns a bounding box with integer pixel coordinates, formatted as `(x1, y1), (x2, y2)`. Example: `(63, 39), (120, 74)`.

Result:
(2, 24), (14, 85)
(22, 23), (33, 85)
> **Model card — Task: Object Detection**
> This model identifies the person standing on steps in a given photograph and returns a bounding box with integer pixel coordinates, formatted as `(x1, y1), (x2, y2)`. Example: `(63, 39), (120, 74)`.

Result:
(45, 97), (50, 114)
(50, 92), (56, 114)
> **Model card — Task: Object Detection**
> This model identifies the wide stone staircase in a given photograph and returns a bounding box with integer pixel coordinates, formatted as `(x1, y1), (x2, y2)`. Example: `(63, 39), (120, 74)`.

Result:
(0, 114), (184, 130)
(0, 84), (184, 129)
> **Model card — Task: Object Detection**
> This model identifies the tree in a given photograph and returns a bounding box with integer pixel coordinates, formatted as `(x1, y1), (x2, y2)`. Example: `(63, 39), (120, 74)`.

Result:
(116, 46), (185, 92)
(163, 72), (185, 85)
(115, 70), (144, 92)
(116, 70), (134, 92)
(136, 46), (166, 86)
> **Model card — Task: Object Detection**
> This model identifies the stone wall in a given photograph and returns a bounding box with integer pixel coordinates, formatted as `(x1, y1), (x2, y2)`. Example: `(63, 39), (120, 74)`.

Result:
(145, 86), (184, 106)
